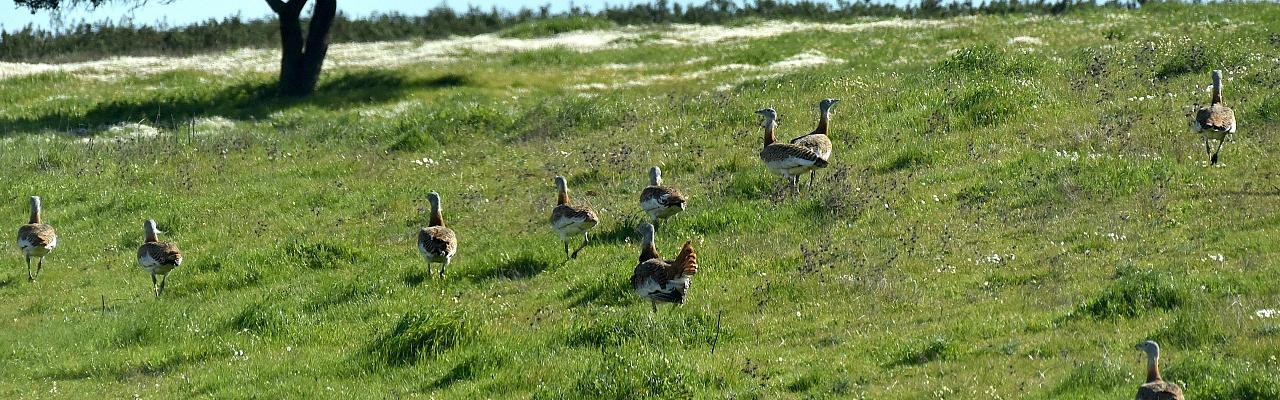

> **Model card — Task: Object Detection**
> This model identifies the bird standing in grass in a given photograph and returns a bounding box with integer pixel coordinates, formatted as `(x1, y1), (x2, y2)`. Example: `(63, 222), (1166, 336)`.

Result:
(138, 220), (182, 298)
(639, 166), (687, 231)
(418, 192), (457, 278)
(756, 108), (828, 193)
(1135, 340), (1184, 400)
(551, 175), (599, 259)
(790, 98), (839, 188)
(16, 196), (57, 281)
(1192, 70), (1236, 165)
(630, 223), (698, 313)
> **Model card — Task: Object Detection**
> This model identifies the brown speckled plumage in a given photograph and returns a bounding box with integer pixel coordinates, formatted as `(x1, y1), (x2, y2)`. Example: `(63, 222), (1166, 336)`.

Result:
(418, 192), (457, 278)
(756, 108), (827, 192)
(1191, 70), (1237, 165)
(640, 166), (686, 228)
(16, 196), (57, 281)
(1135, 341), (1184, 400)
(139, 220), (182, 298)
(551, 176), (599, 258)
(631, 224), (698, 312)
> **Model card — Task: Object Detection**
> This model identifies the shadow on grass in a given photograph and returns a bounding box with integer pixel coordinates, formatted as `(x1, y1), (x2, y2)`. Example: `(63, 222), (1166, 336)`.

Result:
(593, 216), (646, 245)
(423, 353), (507, 391)
(469, 254), (556, 281)
(0, 70), (471, 136)
(563, 277), (633, 308)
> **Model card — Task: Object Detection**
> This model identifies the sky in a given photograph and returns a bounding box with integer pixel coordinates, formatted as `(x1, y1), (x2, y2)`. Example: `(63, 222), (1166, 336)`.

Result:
(2, 0), (846, 32)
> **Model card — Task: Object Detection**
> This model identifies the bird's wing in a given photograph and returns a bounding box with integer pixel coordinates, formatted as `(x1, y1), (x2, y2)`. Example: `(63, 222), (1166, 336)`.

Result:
(551, 204), (599, 228)
(1137, 381), (1183, 400)
(17, 224), (56, 248)
(641, 186), (686, 207)
(140, 242), (183, 265)
(1197, 105), (1235, 133)
(419, 226), (457, 256)
(631, 259), (668, 290)
(761, 144), (827, 168)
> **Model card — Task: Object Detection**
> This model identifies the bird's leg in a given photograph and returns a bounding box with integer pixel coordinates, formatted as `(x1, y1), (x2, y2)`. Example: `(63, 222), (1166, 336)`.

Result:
(1212, 139), (1225, 165)
(439, 258), (449, 278)
(809, 170), (817, 191)
(159, 274), (169, 296)
(651, 301), (658, 313)
(571, 232), (589, 259)
(563, 240), (570, 258)
(36, 257), (44, 278)
(151, 273), (160, 298)
(25, 255), (33, 281)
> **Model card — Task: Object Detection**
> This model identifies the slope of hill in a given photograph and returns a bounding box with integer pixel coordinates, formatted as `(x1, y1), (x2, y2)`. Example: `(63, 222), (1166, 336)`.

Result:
(1, 4), (1279, 398)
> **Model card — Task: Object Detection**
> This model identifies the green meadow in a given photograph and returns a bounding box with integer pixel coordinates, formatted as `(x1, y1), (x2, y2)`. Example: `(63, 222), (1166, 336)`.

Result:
(2, 3), (1279, 398)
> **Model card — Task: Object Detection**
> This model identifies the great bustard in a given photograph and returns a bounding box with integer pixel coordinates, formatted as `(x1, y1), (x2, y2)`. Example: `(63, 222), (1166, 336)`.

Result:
(756, 108), (828, 193)
(138, 220), (182, 298)
(789, 98), (839, 188)
(16, 196), (57, 281)
(418, 191), (457, 278)
(1192, 70), (1236, 165)
(639, 166), (687, 231)
(550, 175), (599, 259)
(630, 223), (698, 313)
(1135, 341), (1184, 400)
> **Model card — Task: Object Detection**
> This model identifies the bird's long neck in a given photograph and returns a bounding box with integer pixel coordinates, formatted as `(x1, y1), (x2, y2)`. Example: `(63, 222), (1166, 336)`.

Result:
(640, 230), (660, 261)
(144, 224), (158, 243)
(429, 200), (444, 227)
(1211, 73), (1223, 104)
(763, 119), (777, 147)
(29, 198), (41, 224)
(557, 185), (570, 205)
(650, 169), (662, 186)
(813, 107), (830, 135)
(1146, 351), (1162, 383)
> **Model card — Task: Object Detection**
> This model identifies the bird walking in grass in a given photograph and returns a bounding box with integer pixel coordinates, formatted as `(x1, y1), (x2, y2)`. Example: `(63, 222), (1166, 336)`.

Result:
(630, 223), (698, 313)
(550, 175), (599, 259)
(756, 108), (828, 193)
(789, 98), (839, 188)
(16, 196), (57, 281)
(639, 166), (687, 231)
(1135, 340), (1184, 400)
(418, 192), (457, 278)
(138, 220), (182, 298)
(1192, 70), (1236, 165)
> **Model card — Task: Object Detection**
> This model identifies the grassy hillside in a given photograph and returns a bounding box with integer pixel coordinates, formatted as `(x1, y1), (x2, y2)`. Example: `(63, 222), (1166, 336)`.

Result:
(2, 4), (1279, 398)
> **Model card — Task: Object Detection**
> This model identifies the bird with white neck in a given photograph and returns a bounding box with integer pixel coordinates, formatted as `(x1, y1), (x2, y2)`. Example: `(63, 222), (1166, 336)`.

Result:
(16, 196), (57, 281)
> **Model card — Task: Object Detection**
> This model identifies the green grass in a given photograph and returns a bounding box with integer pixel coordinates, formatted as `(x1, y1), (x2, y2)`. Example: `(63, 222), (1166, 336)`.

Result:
(2, 4), (1280, 398)
(499, 16), (617, 38)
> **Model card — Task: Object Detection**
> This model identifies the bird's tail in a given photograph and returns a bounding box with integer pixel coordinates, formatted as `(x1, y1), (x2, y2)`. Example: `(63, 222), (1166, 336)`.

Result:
(814, 157), (829, 168)
(673, 241), (698, 276)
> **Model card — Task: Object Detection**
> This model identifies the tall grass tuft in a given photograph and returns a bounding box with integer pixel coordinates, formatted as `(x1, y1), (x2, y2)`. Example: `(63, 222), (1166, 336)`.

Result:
(365, 311), (475, 367)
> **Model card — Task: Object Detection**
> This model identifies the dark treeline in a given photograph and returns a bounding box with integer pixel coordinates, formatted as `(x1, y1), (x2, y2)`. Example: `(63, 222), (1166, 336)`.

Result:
(1, 0), (1138, 63)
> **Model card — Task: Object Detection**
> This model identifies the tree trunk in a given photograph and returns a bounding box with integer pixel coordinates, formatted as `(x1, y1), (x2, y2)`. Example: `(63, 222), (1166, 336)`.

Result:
(266, 0), (336, 96)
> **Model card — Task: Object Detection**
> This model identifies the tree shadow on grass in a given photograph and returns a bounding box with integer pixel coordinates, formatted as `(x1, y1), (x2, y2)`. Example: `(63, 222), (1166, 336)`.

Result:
(0, 70), (472, 137)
